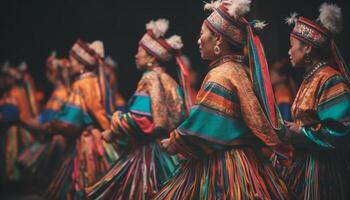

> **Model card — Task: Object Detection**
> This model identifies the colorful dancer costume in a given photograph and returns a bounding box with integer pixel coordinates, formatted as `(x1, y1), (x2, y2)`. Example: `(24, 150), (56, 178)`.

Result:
(153, 1), (289, 199)
(86, 19), (192, 200)
(0, 64), (38, 182)
(282, 3), (350, 200)
(45, 40), (118, 200)
(17, 55), (70, 182)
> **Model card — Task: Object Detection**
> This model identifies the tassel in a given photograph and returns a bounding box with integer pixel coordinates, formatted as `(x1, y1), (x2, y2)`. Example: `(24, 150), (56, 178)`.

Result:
(245, 22), (281, 130)
(174, 52), (193, 114)
(330, 39), (350, 84)
(98, 60), (115, 116)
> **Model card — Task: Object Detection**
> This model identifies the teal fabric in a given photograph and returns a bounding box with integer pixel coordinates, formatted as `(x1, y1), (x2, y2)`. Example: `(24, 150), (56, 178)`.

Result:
(302, 92), (350, 149)
(57, 104), (92, 126)
(203, 82), (239, 103)
(178, 105), (249, 145)
(318, 93), (350, 121)
(128, 94), (152, 116)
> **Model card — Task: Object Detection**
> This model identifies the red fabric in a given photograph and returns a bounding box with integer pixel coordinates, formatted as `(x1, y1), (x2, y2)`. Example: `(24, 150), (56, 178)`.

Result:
(175, 52), (193, 113)
(131, 115), (155, 135)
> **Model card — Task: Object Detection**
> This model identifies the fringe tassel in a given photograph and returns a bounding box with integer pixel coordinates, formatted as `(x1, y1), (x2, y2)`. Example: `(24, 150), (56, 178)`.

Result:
(330, 39), (350, 84)
(245, 23), (281, 130)
(174, 52), (193, 114)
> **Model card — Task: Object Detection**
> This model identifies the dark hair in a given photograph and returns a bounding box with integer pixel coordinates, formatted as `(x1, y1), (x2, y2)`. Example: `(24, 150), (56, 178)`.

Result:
(298, 40), (331, 61)
(210, 30), (243, 54)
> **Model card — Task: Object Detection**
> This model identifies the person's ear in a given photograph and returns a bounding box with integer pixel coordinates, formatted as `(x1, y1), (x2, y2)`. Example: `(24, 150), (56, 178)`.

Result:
(215, 34), (224, 47)
(148, 55), (156, 64)
(304, 44), (312, 54)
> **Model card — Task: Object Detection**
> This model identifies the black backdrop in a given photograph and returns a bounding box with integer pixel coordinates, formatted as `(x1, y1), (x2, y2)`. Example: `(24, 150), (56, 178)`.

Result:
(0, 0), (348, 100)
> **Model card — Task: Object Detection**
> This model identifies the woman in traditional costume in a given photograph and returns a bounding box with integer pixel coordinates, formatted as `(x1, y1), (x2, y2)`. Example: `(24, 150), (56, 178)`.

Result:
(86, 18), (192, 200)
(153, 0), (290, 199)
(282, 3), (350, 199)
(0, 64), (37, 182)
(17, 54), (70, 183)
(44, 40), (119, 200)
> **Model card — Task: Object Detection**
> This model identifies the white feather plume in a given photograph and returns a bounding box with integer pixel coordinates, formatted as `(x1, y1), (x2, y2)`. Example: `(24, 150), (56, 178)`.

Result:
(18, 61), (27, 72)
(146, 18), (169, 38)
(90, 40), (105, 58)
(284, 12), (298, 25)
(252, 20), (268, 30)
(166, 35), (183, 50)
(51, 50), (57, 57)
(1, 61), (10, 72)
(105, 56), (118, 69)
(318, 2), (342, 34)
(225, 0), (251, 18)
(203, 0), (221, 11)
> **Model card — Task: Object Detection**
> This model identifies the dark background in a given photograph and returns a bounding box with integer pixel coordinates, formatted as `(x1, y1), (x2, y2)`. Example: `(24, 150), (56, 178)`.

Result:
(0, 0), (348, 100)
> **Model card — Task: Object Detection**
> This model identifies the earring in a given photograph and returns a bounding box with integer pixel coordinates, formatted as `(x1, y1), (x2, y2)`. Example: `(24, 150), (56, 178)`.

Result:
(147, 62), (153, 67)
(214, 45), (221, 55)
(304, 53), (311, 63)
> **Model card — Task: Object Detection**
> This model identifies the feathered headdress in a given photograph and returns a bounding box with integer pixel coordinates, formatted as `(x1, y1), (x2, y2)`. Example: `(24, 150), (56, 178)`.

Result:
(286, 3), (349, 83)
(146, 18), (169, 38)
(204, 0), (284, 145)
(166, 35), (193, 112)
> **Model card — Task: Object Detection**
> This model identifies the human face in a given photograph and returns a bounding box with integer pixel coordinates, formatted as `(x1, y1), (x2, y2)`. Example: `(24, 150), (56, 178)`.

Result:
(46, 66), (57, 84)
(135, 46), (155, 70)
(69, 56), (84, 74)
(198, 22), (217, 60)
(288, 37), (310, 68)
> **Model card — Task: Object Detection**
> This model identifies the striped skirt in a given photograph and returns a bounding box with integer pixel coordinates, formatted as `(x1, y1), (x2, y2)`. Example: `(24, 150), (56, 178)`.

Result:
(282, 150), (350, 200)
(44, 128), (119, 200)
(85, 141), (179, 200)
(153, 148), (289, 200)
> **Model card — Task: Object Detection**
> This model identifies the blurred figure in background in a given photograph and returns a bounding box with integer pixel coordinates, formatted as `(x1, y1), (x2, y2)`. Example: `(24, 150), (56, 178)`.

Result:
(0, 63), (37, 184)
(104, 56), (127, 113)
(270, 58), (296, 121)
(44, 40), (119, 200)
(17, 53), (71, 188)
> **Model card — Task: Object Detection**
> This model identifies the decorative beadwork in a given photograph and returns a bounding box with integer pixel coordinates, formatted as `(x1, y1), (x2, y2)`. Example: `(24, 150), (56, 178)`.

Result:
(206, 8), (245, 48)
(292, 17), (330, 48)
(304, 61), (326, 80)
(140, 33), (171, 62)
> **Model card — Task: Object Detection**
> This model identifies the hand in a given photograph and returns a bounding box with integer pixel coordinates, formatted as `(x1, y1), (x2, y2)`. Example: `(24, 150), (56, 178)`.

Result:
(102, 129), (115, 143)
(112, 111), (123, 119)
(160, 138), (176, 155)
(284, 120), (301, 134)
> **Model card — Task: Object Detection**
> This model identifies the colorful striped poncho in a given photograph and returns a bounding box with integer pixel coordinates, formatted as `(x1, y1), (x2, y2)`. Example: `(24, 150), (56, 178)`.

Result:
(85, 66), (186, 200)
(44, 72), (118, 200)
(17, 85), (69, 181)
(283, 65), (350, 200)
(153, 56), (289, 200)
(0, 85), (36, 182)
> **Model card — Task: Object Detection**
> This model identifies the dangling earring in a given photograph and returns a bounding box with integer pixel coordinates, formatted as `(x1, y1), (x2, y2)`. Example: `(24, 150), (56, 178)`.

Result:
(214, 45), (221, 55)
(304, 53), (311, 63)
